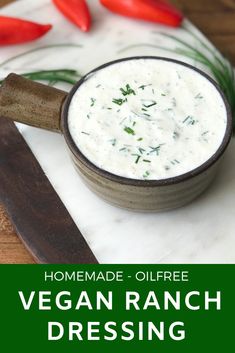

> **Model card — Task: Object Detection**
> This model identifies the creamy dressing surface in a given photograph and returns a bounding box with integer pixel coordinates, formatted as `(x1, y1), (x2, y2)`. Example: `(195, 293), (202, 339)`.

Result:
(68, 59), (227, 180)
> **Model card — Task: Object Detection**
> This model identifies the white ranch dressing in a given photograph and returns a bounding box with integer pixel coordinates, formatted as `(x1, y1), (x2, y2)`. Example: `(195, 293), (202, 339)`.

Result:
(68, 59), (227, 180)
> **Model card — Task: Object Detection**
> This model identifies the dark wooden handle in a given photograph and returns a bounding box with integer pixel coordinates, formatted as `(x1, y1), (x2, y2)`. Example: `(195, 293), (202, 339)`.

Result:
(0, 73), (68, 132)
(0, 117), (98, 264)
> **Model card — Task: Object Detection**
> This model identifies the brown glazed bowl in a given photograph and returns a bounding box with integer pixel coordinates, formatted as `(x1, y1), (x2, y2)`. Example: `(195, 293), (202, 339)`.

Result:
(0, 57), (233, 212)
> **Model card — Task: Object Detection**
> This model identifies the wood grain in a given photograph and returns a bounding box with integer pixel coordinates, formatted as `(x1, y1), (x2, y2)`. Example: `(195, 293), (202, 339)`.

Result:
(0, 0), (34, 262)
(0, 117), (98, 264)
(0, 0), (235, 263)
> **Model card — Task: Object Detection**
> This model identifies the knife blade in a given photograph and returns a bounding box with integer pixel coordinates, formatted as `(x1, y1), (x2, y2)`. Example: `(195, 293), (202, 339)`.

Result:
(0, 117), (98, 264)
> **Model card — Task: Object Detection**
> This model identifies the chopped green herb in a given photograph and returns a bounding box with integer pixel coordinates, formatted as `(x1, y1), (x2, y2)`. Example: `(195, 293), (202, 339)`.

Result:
(132, 154), (141, 164)
(133, 121), (136, 127)
(107, 107), (112, 110)
(195, 93), (203, 99)
(161, 93), (166, 96)
(124, 126), (135, 135)
(138, 147), (145, 154)
(138, 84), (152, 90)
(90, 98), (96, 107)
(112, 98), (127, 106)
(183, 115), (196, 125)
(137, 137), (143, 141)
(142, 100), (157, 108)
(171, 159), (180, 165)
(109, 138), (117, 146)
(81, 131), (90, 135)
(143, 171), (150, 178)
(173, 131), (180, 139)
(120, 84), (136, 96)
(119, 147), (127, 152)
(87, 114), (90, 119)
(96, 84), (101, 88)
(172, 97), (177, 107)
(176, 71), (181, 79)
(201, 131), (209, 136)
(143, 159), (151, 163)
(148, 145), (162, 156)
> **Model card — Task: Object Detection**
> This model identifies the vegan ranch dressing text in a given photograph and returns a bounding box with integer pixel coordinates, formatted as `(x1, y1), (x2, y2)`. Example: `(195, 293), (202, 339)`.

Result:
(68, 59), (227, 180)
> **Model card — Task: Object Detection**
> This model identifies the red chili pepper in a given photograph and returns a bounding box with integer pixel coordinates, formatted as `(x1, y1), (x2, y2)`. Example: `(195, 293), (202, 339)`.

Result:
(0, 16), (52, 45)
(100, 0), (183, 27)
(52, 0), (91, 32)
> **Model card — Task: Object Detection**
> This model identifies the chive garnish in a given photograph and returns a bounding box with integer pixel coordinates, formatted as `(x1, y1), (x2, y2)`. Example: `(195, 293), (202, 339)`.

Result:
(112, 98), (126, 106)
(172, 97), (177, 107)
(143, 159), (151, 163)
(90, 98), (96, 107)
(201, 131), (209, 136)
(176, 71), (181, 79)
(124, 126), (135, 135)
(7, 69), (81, 85)
(183, 116), (190, 123)
(138, 84), (152, 90)
(81, 131), (90, 135)
(138, 147), (145, 154)
(109, 138), (117, 146)
(142, 101), (157, 108)
(195, 93), (203, 99)
(171, 159), (180, 165)
(132, 155), (141, 164)
(148, 145), (162, 155)
(143, 171), (150, 178)
(120, 84), (136, 96)
(137, 137), (143, 141)
(183, 116), (196, 125)
(173, 131), (180, 139)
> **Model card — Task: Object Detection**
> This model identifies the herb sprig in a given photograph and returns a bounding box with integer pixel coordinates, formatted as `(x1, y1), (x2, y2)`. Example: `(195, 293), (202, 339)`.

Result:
(118, 32), (235, 131)
(0, 44), (83, 86)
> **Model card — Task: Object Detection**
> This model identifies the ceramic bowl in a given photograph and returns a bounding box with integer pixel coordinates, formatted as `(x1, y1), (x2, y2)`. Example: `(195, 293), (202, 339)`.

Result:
(0, 57), (232, 211)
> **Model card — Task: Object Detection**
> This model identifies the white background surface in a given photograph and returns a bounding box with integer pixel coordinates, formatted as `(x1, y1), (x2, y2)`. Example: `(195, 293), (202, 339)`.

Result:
(0, 0), (234, 263)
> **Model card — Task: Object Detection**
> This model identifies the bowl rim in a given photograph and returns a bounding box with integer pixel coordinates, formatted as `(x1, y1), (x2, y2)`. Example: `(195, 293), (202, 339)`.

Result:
(61, 56), (233, 187)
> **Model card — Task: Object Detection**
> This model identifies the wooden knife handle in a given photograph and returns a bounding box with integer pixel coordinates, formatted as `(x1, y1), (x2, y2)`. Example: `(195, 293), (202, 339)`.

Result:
(0, 117), (98, 264)
(0, 73), (68, 132)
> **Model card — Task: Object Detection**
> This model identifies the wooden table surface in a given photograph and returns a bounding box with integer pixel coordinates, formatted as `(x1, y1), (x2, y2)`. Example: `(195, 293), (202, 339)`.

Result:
(0, 0), (235, 264)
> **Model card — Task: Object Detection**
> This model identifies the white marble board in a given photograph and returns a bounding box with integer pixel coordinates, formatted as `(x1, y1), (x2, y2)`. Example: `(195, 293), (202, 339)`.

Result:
(0, 0), (235, 263)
